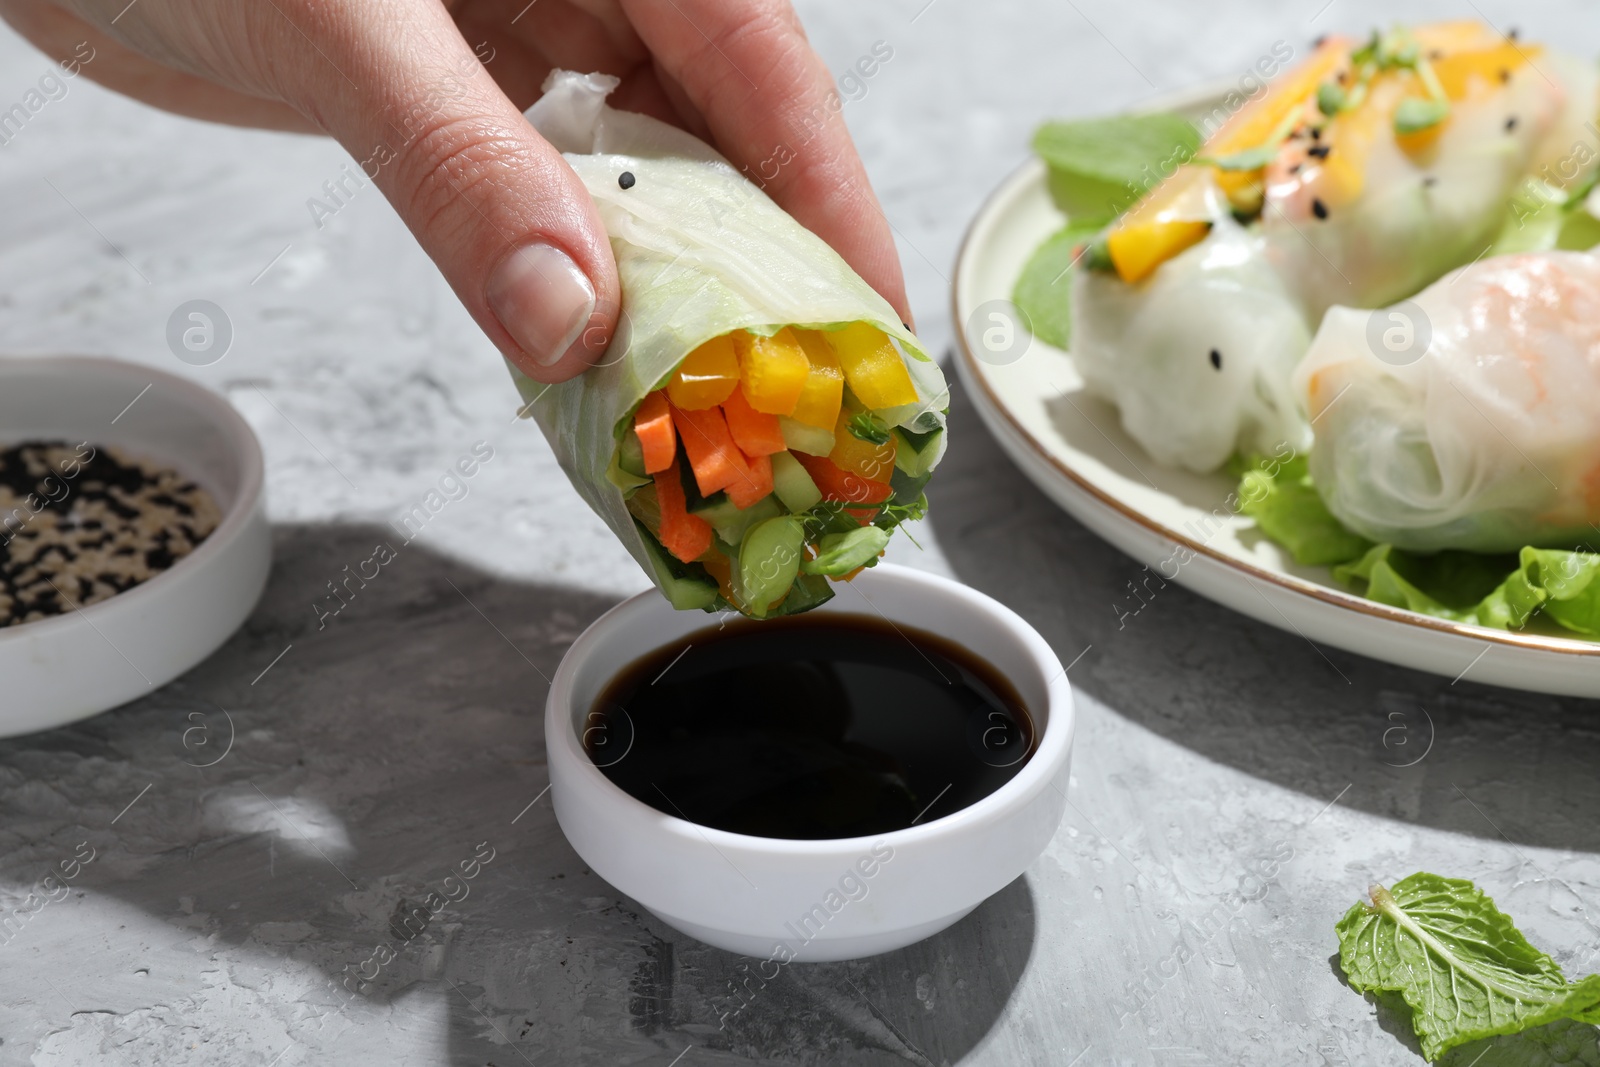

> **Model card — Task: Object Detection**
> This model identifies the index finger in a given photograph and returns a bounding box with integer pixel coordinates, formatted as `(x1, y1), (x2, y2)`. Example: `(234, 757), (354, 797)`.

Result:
(621, 0), (912, 326)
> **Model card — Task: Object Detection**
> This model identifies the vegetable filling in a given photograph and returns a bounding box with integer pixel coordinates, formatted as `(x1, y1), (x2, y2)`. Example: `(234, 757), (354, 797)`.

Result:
(618, 323), (937, 617)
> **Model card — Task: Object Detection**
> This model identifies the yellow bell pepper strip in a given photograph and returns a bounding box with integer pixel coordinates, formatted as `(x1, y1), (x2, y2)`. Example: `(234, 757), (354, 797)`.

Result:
(1106, 218), (1214, 285)
(1411, 20), (1502, 56)
(734, 328), (811, 415)
(790, 330), (846, 429)
(1431, 42), (1537, 100)
(666, 334), (740, 410)
(1104, 37), (1350, 284)
(1205, 36), (1353, 209)
(1320, 74), (1403, 204)
(824, 324), (919, 410)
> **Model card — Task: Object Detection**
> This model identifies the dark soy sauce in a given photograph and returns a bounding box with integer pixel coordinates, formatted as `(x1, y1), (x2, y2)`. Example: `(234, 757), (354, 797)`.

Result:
(586, 613), (1035, 839)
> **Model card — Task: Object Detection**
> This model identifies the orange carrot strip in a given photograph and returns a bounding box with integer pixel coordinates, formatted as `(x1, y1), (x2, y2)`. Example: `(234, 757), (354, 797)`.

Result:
(671, 402), (744, 496)
(721, 387), (787, 457)
(726, 452), (774, 510)
(653, 459), (712, 563)
(633, 391), (677, 474)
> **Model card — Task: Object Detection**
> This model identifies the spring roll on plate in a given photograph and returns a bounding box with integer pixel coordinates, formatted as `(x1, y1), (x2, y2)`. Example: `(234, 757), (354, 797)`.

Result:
(510, 72), (948, 618)
(1296, 250), (1600, 553)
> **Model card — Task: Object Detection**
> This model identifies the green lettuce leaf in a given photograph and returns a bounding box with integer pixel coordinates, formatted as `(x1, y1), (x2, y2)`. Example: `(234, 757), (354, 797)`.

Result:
(1030, 113), (1199, 223)
(1012, 220), (1105, 351)
(1237, 454), (1373, 566)
(1237, 456), (1600, 638)
(1337, 874), (1600, 1060)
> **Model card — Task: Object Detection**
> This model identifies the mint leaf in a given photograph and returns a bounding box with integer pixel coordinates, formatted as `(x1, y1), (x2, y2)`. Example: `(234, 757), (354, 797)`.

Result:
(1337, 874), (1600, 1060)
(1031, 113), (1200, 222)
(1011, 220), (1104, 351)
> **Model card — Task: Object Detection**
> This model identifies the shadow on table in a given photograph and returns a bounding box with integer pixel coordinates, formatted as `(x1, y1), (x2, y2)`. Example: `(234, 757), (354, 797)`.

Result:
(930, 381), (1600, 856)
(0, 522), (1031, 1066)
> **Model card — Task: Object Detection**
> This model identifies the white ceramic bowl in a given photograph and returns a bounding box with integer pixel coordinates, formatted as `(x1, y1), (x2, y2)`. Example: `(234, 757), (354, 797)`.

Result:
(0, 356), (270, 736)
(546, 564), (1073, 961)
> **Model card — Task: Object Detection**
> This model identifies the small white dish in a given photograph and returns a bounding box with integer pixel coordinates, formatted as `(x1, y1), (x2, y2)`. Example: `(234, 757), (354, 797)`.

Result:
(546, 564), (1073, 962)
(952, 83), (1600, 698)
(0, 356), (270, 736)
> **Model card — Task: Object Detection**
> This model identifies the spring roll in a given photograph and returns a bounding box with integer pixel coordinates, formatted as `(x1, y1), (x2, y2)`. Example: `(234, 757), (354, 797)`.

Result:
(1296, 250), (1600, 553)
(510, 72), (947, 617)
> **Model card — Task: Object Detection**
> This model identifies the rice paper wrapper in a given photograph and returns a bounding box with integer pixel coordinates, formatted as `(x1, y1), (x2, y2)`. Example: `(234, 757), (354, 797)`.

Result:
(510, 71), (947, 598)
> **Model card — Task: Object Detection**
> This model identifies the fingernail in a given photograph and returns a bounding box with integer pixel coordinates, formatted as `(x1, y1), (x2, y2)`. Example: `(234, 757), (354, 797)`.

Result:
(486, 241), (596, 367)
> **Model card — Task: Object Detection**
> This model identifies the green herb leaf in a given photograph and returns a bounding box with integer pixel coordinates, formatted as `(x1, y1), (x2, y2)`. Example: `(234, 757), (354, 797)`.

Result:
(1350, 29), (1381, 68)
(1395, 97), (1452, 135)
(847, 411), (891, 445)
(801, 526), (890, 577)
(1031, 113), (1200, 223)
(1197, 144), (1283, 172)
(876, 492), (929, 529)
(1337, 874), (1600, 1060)
(1011, 220), (1106, 351)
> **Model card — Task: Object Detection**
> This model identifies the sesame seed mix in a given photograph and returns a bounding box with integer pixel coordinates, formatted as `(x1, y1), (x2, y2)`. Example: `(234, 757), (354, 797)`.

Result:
(0, 441), (220, 627)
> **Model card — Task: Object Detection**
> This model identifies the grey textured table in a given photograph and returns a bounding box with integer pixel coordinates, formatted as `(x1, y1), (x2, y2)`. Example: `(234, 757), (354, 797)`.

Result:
(3, 2), (1599, 1064)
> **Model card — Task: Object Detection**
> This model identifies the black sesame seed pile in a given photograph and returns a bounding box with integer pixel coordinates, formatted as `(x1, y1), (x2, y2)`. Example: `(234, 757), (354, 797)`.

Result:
(0, 441), (220, 627)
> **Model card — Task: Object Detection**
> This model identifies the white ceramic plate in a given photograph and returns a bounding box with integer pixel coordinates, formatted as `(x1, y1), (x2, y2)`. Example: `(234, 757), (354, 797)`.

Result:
(0, 356), (271, 735)
(952, 84), (1600, 698)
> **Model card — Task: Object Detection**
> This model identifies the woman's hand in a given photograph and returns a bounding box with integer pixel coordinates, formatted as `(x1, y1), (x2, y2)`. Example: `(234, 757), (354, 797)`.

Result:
(0, 0), (910, 381)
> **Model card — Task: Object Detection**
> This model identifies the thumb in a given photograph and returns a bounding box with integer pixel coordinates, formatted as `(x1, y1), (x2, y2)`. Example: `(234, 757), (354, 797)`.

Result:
(281, 4), (618, 382)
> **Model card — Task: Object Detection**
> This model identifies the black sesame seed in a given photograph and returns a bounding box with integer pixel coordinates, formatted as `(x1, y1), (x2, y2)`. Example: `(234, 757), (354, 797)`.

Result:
(618, 171), (636, 190)
(1312, 34), (1327, 47)
(1507, 27), (1519, 40)
(1311, 198), (1329, 220)
(1310, 126), (1322, 141)
(1499, 68), (1512, 83)
(1505, 116), (1518, 132)
(1209, 349), (1223, 371)
(1307, 144), (1331, 159)
(1423, 176), (1438, 188)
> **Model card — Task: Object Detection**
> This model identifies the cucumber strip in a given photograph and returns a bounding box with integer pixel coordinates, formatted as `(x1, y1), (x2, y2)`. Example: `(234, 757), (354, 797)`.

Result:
(771, 451), (823, 512)
(633, 521), (719, 611)
(765, 571), (836, 616)
(892, 425), (945, 478)
(779, 417), (835, 456)
(607, 437), (651, 493)
(692, 495), (782, 545)
(889, 467), (933, 505)
(618, 428), (647, 476)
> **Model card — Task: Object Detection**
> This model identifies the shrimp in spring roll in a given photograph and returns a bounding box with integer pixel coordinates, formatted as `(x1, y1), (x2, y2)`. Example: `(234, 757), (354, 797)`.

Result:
(1297, 250), (1600, 553)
